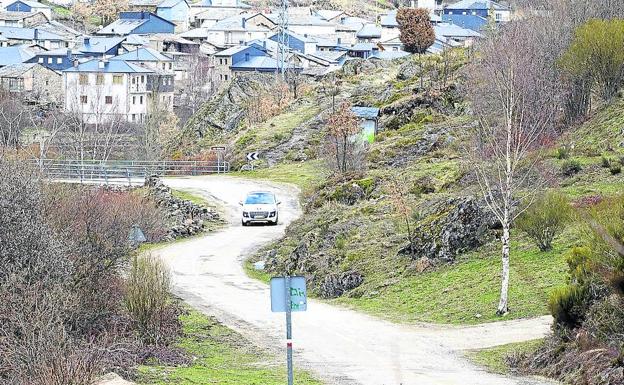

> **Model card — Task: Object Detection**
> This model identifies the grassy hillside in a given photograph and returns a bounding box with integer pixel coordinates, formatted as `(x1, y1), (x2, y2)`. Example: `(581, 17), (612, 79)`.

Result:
(187, 52), (623, 326)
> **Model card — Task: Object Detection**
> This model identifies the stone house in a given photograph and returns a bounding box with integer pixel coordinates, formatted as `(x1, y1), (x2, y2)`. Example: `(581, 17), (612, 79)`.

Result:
(0, 62), (61, 104)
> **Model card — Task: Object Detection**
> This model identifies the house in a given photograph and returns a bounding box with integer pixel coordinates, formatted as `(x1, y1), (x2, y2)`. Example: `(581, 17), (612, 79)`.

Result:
(351, 106), (379, 143)
(434, 22), (482, 46)
(411, 0), (444, 14)
(110, 47), (174, 74)
(0, 10), (48, 27)
(97, 11), (176, 36)
(441, 14), (488, 32)
(268, 9), (336, 38)
(214, 44), (300, 81)
(443, 0), (512, 23)
(315, 9), (347, 23)
(347, 43), (378, 59)
(63, 58), (174, 124)
(203, 13), (276, 47)
(4, 0), (52, 20)
(26, 47), (73, 70)
(268, 30), (317, 55)
(75, 36), (127, 58)
(0, 44), (34, 67)
(146, 33), (200, 54)
(156, 0), (190, 32)
(190, 0), (252, 28)
(0, 62), (61, 104)
(380, 10), (441, 42)
(128, 0), (163, 12)
(0, 26), (67, 49)
(356, 24), (381, 43)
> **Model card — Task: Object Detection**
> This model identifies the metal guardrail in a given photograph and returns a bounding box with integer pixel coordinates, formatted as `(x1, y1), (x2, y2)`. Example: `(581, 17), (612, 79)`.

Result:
(32, 159), (230, 185)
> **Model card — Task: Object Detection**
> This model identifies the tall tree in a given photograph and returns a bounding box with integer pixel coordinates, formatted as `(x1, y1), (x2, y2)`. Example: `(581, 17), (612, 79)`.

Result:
(396, 7), (435, 88)
(466, 21), (558, 315)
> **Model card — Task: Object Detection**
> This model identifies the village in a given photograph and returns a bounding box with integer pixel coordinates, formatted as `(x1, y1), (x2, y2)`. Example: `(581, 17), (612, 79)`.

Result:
(0, 0), (506, 125)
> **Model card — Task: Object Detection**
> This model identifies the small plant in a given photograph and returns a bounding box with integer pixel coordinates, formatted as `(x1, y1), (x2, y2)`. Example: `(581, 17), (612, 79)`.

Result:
(516, 191), (572, 251)
(548, 284), (588, 328)
(610, 163), (622, 175)
(556, 146), (570, 160)
(601, 156), (611, 168)
(561, 159), (582, 176)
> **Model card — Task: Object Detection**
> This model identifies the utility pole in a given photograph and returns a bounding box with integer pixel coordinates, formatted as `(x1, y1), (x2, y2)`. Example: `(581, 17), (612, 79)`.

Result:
(277, 0), (289, 80)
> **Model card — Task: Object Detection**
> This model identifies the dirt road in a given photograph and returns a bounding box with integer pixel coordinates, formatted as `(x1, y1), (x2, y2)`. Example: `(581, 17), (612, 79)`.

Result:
(156, 176), (556, 385)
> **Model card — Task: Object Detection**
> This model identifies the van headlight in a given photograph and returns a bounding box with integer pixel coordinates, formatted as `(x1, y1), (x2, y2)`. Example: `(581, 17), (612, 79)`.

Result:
(269, 211), (276, 217)
(243, 212), (249, 218)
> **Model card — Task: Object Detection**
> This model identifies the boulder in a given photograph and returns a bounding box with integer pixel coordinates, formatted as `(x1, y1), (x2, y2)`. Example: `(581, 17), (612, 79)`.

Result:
(320, 271), (364, 298)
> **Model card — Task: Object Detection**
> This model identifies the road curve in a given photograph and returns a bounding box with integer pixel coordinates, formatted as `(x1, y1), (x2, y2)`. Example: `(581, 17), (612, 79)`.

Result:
(156, 175), (557, 385)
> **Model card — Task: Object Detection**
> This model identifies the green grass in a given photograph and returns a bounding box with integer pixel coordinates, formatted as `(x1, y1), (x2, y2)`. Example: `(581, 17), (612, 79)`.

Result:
(137, 310), (322, 385)
(332, 231), (571, 325)
(171, 189), (211, 206)
(465, 339), (544, 375)
(236, 160), (328, 192)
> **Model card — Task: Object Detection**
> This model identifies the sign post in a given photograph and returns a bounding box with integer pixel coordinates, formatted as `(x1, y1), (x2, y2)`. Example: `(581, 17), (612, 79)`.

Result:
(271, 276), (307, 385)
(211, 146), (226, 173)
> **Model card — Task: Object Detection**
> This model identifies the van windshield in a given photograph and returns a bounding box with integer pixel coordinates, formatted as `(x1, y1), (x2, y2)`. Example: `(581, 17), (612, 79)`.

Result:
(245, 193), (274, 205)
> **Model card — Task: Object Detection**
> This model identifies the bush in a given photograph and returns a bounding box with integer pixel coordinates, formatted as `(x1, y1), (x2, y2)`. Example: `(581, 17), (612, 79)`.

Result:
(548, 285), (589, 328)
(126, 255), (179, 345)
(601, 156), (611, 168)
(609, 163), (622, 175)
(556, 146), (570, 160)
(516, 191), (572, 251)
(561, 159), (582, 176)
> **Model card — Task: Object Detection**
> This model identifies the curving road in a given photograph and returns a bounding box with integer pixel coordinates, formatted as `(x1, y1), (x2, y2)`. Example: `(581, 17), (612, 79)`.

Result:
(156, 176), (557, 385)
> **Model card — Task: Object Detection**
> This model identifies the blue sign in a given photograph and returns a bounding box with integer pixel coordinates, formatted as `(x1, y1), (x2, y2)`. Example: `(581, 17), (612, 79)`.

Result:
(270, 276), (307, 312)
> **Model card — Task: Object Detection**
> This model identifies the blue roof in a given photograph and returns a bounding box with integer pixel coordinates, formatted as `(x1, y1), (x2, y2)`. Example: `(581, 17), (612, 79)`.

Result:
(0, 26), (63, 40)
(98, 19), (145, 35)
(64, 58), (153, 73)
(371, 50), (410, 60)
(445, 0), (510, 11)
(110, 47), (172, 61)
(0, 45), (34, 66)
(351, 107), (380, 119)
(6, 0), (50, 8)
(357, 23), (381, 38)
(349, 42), (376, 52)
(78, 36), (126, 54)
(434, 23), (482, 38)
(231, 55), (280, 70)
(380, 10), (398, 27)
(442, 14), (488, 31)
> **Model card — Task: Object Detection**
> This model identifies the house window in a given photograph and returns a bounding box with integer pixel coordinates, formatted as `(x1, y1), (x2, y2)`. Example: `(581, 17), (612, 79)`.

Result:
(131, 114), (136, 122)
(38, 57), (43, 63)
(96, 74), (104, 85)
(224, 74), (228, 81)
(105, 96), (112, 104)
(80, 95), (87, 104)
(169, 63), (172, 69)
(47, 58), (52, 64)
(79, 74), (88, 85)
(139, 95), (143, 104)
(131, 77), (136, 84)
(140, 75), (145, 83)
(132, 96), (136, 104)
(495, 13), (502, 20)
(113, 75), (123, 84)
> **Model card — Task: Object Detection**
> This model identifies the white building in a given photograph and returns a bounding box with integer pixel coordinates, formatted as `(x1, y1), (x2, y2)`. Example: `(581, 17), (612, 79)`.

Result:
(63, 58), (174, 124)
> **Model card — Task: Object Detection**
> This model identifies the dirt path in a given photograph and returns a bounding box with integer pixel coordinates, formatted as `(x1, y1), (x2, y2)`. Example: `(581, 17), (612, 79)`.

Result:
(155, 175), (557, 385)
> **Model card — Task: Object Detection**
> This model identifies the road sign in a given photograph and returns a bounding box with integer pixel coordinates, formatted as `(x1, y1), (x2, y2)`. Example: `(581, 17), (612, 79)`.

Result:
(271, 276), (306, 385)
(246, 152), (260, 161)
(270, 276), (307, 312)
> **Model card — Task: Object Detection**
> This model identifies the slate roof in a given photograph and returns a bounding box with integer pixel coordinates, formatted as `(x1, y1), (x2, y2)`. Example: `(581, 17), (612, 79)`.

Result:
(315, 9), (343, 21)
(208, 14), (272, 32)
(351, 106), (379, 119)
(130, 0), (162, 6)
(64, 58), (154, 73)
(111, 47), (172, 61)
(214, 44), (257, 56)
(0, 45), (34, 66)
(349, 42), (376, 51)
(6, 0), (51, 9)
(445, 0), (510, 11)
(442, 14), (488, 31)
(370, 50), (410, 60)
(0, 10), (46, 20)
(196, 0), (251, 8)
(179, 27), (208, 38)
(0, 26), (63, 40)
(157, 0), (188, 8)
(357, 23), (381, 38)
(380, 10), (398, 27)
(0, 62), (38, 77)
(434, 22), (482, 38)
(98, 19), (146, 35)
(77, 36), (126, 53)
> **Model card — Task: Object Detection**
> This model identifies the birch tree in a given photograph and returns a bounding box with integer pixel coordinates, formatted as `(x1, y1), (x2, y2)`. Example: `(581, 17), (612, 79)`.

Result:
(466, 22), (558, 315)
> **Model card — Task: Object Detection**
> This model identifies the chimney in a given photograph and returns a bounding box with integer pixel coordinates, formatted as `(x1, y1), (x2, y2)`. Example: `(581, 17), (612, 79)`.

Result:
(242, 17), (246, 28)
(245, 52), (249, 61)
(98, 60), (106, 69)
(33, 28), (38, 41)
(83, 36), (90, 45)
(73, 59), (78, 67)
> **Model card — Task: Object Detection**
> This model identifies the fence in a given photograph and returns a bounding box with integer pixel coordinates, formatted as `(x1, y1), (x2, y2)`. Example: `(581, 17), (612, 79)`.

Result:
(33, 159), (230, 185)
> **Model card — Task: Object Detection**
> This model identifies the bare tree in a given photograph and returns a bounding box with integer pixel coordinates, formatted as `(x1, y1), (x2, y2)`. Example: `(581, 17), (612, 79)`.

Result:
(320, 73), (341, 113)
(324, 102), (364, 174)
(466, 21), (558, 315)
(388, 176), (416, 254)
(177, 54), (214, 125)
(0, 93), (33, 155)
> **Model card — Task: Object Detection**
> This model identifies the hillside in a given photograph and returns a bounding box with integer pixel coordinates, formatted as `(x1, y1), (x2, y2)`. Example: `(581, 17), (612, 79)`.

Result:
(177, 49), (624, 328)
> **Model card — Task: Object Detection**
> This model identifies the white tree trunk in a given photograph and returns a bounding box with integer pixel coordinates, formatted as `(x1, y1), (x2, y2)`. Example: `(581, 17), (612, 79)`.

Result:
(497, 219), (511, 315)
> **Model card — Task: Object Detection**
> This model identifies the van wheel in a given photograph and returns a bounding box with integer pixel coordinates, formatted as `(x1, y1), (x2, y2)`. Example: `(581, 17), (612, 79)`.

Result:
(242, 220), (248, 227)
